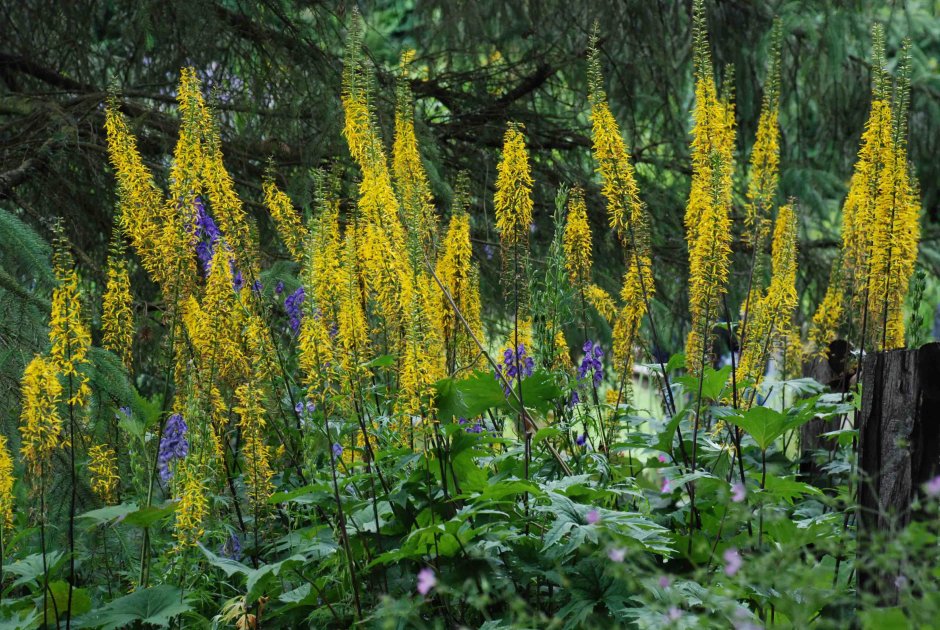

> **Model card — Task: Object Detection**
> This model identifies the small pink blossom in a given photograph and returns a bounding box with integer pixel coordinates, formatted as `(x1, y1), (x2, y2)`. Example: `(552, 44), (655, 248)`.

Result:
(895, 574), (909, 590)
(585, 509), (601, 525)
(723, 547), (742, 577)
(731, 482), (746, 503)
(416, 567), (437, 595)
(667, 606), (683, 622)
(658, 453), (667, 463)
(608, 547), (626, 562)
(658, 575), (672, 589)
(661, 478), (672, 493)
(925, 475), (940, 497)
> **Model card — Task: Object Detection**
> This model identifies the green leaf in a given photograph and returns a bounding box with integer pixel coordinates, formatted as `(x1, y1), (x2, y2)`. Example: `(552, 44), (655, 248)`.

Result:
(763, 475), (823, 505)
(727, 403), (817, 452)
(533, 426), (563, 444)
(434, 371), (506, 421)
(43, 580), (91, 624)
(121, 501), (179, 528)
(78, 503), (139, 527)
(78, 585), (190, 629)
(198, 544), (252, 578)
(364, 354), (396, 368)
(700, 366), (731, 401)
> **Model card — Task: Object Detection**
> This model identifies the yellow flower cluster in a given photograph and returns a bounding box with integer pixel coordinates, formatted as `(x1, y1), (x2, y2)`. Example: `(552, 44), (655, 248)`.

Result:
(102, 242), (135, 370)
(235, 383), (274, 512)
(739, 204), (799, 396)
(19, 355), (63, 475)
(436, 181), (485, 374)
(263, 178), (309, 263)
(88, 444), (119, 504)
(810, 31), (920, 353)
(394, 50), (438, 256)
(0, 434), (15, 531)
(49, 262), (92, 407)
(174, 463), (208, 548)
(684, 1), (736, 376)
(494, 123), (534, 248)
(563, 187), (592, 290)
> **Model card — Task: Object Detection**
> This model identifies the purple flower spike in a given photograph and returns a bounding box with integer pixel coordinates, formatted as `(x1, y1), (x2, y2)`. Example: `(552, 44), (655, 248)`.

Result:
(158, 414), (189, 483)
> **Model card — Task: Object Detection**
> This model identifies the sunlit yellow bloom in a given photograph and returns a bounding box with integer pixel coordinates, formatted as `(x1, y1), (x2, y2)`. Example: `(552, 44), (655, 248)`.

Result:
(263, 178), (309, 262)
(174, 464), (208, 548)
(808, 264), (845, 359)
(739, 204), (798, 392)
(436, 181), (485, 373)
(337, 225), (370, 374)
(0, 435), (15, 531)
(19, 355), (63, 475)
(585, 284), (617, 323)
(234, 382), (274, 511)
(88, 444), (119, 504)
(684, 4), (736, 376)
(49, 252), (92, 407)
(563, 187), (592, 289)
(494, 123), (534, 248)
(393, 50), (438, 255)
(102, 242), (134, 370)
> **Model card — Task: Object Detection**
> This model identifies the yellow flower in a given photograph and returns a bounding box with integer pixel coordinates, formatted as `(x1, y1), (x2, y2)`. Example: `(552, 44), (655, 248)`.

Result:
(102, 241), (135, 370)
(234, 382), (274, 512)
(393, 50), (438, 256)
(263, 178), (309, 263)
(49, 246), (92, 407)
(563, 187), (592, 289)
(808, 263), (845, 359)
(0, 434), (15, 531)
(435, 178), (485, 374)
(585, 284), (617, 323)
(88, 444), (119, 504)
(494, 123), (534, 248)
(739, 204), (799, 394)
(174, 464), (208, 548)
(19, 355), (63, 475)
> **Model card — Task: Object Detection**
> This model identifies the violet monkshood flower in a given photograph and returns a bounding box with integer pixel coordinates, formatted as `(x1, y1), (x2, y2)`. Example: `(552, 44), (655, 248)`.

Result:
(578, 340), (604, 387)
(494, 344), (534, 397)
(332, 443), (343, 459)
(275, 281), (285, 295)
(416, 567), (437, 595)
(724, 547), (743, 577)
(284, 286), (305, 335)
(193, 197), (221, 276)
(585, 509), (600, 525)
(568, 390), (580, 408)
(731, 482), (746, 503)
(576, 433), (587, 447)
(220, 533), (242, 561)
(158, 413), (189, 483)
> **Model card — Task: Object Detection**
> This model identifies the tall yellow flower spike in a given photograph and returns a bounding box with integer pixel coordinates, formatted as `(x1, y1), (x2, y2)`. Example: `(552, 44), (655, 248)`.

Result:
(494, 123), (534, 248)
(684, 0), (736, 376)
(739, 204), (799, 395)
(88, 444), (119, 504)
(235, 382), (274, 512)
(436, 175), (485, 374)
(102, 239), (135, 370)
(50, 239), (92, 407)
(263, 177), (309, 263)
(0, 435), (15, 531)
(393, 49), (438, 256)
(19, 355), (63, 475)
(563, 187), (593, 290)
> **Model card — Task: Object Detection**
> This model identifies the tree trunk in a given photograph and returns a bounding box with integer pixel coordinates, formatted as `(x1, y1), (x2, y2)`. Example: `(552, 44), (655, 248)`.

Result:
(857, 342), (940, 604)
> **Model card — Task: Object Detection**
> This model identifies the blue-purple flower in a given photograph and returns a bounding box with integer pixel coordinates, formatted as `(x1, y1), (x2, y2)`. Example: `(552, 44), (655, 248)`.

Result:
(578, 340), (604, 387)
(220, 533), (242, 561)
(332, 443), (343, 459)
(494, 344), (535, 396)
(193, 198), (221, 276)
(284, 286), (305, 335)
(158, 413), (189, 483)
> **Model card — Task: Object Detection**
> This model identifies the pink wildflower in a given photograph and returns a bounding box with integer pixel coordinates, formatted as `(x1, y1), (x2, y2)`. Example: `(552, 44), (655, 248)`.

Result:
(417, 567), (437, 595)
(723, 547), (742, 577)
(731, 482), (746, 503)
(608, 547), (626, 562)
(585, 509), (601, 525)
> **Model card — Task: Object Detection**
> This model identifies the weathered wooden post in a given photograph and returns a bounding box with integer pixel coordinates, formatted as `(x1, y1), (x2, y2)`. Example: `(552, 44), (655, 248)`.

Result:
(857, 342), (940, 603)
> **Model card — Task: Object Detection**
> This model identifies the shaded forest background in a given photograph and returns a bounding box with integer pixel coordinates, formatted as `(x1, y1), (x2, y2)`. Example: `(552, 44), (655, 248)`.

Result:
(1, 0), (938, 392)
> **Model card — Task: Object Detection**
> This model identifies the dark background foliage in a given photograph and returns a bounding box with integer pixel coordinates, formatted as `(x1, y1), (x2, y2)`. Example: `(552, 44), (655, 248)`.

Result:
(1, 0), (938, 350)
